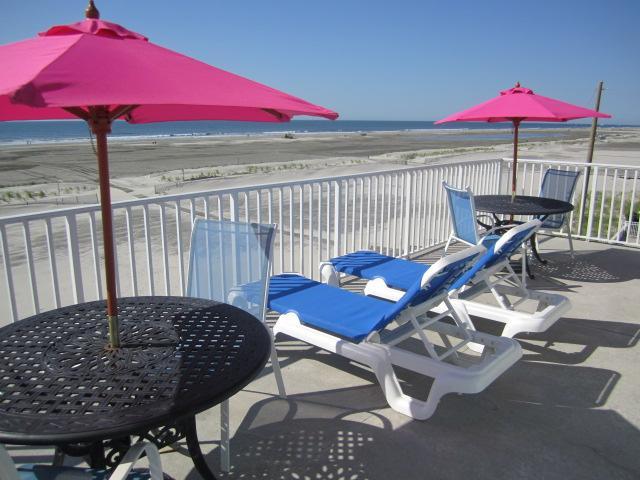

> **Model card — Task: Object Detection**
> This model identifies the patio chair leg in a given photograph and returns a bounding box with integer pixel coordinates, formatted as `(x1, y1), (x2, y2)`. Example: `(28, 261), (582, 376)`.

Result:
(567, 227), (575, 258)
(521, 243), (528, 287)
(444, 235), (453, 254)
(269, 330), (287, 398)
(220, 400), (230, 473)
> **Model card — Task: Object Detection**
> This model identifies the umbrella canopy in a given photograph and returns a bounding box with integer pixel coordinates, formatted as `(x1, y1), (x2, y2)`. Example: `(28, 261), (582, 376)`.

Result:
(0, 19), (337, 123)
(435, 83), (610, 195)
(0, 2), (338, 348)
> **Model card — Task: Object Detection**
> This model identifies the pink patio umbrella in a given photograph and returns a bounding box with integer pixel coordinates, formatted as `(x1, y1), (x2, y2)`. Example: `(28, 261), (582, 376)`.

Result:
(0, 1), (338, 348)
(435, 82), (610, 197)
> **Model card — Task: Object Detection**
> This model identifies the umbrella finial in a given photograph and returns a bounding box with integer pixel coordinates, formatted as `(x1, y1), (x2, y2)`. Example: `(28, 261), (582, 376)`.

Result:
(515, 81), (521, 88)
(85, 0), (100, 19)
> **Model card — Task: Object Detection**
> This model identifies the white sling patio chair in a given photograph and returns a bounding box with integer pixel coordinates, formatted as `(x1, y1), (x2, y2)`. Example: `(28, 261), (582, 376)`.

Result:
(443, 181), (495, 253)
(0, 441), (163, 480)
(268, 244), (522, 420)
(535, 168), (581, 256)
(187, 218), (286, 471)
(321, 219), (570, 339)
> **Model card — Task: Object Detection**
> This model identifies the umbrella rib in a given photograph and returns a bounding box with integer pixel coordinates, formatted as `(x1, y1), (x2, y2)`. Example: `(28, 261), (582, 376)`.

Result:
(261, 108), (287, 121)
(63, 106), (90, 121)
(109, 105), (138, 121)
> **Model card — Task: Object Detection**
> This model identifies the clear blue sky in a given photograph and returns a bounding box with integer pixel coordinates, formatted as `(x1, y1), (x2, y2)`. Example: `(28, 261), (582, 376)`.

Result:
(2, 0), (639, 124)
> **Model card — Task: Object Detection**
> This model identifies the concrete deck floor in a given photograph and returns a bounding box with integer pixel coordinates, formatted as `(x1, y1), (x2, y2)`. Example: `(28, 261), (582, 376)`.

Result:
(7, 237), (640, 479)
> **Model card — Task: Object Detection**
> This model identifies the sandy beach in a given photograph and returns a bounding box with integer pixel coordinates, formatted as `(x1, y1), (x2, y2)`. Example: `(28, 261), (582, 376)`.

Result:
(1, 126), (639, 218)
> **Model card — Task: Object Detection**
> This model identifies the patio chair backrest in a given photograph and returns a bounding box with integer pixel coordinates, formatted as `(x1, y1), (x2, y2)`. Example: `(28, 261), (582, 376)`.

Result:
(451, 219), (542, 290)
(187, 218), (276, 321)
(539, 169), (580, 228)
(443, 182), (479, 244)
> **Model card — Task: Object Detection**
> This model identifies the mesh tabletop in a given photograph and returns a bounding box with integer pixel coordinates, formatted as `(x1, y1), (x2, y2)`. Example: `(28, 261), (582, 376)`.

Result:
(474, 195), (574, 216)
(0, 297), (270, 445)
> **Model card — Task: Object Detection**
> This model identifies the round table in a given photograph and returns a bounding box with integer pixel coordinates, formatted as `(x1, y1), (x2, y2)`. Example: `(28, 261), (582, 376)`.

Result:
(474, 194), (574, 269)
(0, 296), (271, 479)
(474, 195), (574, 217)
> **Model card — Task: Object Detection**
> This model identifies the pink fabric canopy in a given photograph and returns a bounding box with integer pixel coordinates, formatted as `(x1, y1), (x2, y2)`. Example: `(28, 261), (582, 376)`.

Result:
(435, 84), (610, 124)
(0, 12), (337, 348)
(0, 18), (338, 123)
(436, 83), (611, 197)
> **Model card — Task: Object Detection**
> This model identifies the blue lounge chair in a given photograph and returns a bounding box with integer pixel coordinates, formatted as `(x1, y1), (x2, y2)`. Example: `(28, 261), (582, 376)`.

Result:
(268, 244), (522, 420)
(321, 219), (570, 339)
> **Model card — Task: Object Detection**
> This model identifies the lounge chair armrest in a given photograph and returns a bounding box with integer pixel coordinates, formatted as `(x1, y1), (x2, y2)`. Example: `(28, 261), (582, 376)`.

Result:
(110, 441), (163, 480)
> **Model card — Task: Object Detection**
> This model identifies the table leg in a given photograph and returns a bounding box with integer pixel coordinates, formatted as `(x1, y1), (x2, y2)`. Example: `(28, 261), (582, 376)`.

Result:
(52, 447), (65, 466)
(525, 255), (534, 279)
(183, 415), (218, 480)
(88, 442), (107, 469)
(529, 234), (547, 265)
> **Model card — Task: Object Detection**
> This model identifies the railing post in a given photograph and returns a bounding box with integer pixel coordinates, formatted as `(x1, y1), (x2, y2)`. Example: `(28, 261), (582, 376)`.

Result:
(497, 158), (505, 194)
(229, 192), (239, 221)
(65, 214), (85, 304)
(0, 225), (18, 322)
(586, 166), (599, 241)
(333, 180), (341, 257)
(228, 192), (240, 283)
(403, 172), (413, 256)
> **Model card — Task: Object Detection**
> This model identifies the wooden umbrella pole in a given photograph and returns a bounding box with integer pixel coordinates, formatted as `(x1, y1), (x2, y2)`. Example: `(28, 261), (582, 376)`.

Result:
(511, 119), (521, 201)
(90, 107), (120, 349)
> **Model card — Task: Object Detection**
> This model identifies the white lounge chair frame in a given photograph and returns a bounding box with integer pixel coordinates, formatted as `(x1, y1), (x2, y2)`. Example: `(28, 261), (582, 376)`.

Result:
(273, 245), (522, 420)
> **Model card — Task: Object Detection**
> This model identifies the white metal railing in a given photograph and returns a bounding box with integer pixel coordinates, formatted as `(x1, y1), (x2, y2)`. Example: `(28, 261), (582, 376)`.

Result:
(0, 159), (503, 323)
(2, 156), (638, 324)
(505, 159), (640, 246)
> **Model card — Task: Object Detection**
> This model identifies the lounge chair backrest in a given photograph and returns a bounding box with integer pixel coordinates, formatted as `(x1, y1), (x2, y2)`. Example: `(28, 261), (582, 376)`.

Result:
(451, 219), (542, 290)
(493, 219), (542, 256)
(443, 182), (479, 245)
(389, 244), (487, 312)
(539, 169), (580, 228)
(361, 244), (486, 333)
(187, 218), (276, 321)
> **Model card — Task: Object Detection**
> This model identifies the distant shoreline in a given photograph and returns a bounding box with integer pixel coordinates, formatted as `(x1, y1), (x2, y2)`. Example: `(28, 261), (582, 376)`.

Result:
(1, 119), (634, 147)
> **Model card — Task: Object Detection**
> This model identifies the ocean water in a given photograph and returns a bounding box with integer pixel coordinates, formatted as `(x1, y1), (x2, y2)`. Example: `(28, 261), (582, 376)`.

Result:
(0, 119), (616, 146)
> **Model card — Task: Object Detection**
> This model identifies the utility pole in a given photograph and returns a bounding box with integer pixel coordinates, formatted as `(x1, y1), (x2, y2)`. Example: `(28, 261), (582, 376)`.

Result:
(580, 81), (604, 235)
(586, 81), (604, 166)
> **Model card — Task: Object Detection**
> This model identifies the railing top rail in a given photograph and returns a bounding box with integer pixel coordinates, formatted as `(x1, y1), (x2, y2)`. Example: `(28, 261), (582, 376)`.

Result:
(0, 158), (500, 225)
(502, 157), (640, 170)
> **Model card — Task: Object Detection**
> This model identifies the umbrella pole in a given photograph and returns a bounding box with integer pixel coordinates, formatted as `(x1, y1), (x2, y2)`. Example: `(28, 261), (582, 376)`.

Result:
(90, 108), (120, 349)
(511, 120), (520, 201)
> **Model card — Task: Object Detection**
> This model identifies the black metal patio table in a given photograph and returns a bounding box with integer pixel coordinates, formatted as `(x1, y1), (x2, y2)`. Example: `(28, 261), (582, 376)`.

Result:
(0, 296), (271, 480)
(474, 194), (574, 270)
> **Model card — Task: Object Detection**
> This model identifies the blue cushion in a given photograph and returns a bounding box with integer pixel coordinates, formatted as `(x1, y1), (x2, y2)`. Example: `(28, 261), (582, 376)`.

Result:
(17, 465), (152, 479)
(332, 237), (506, 294)
(268, 274), (399, 342)
(330, 251), (429, 291)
